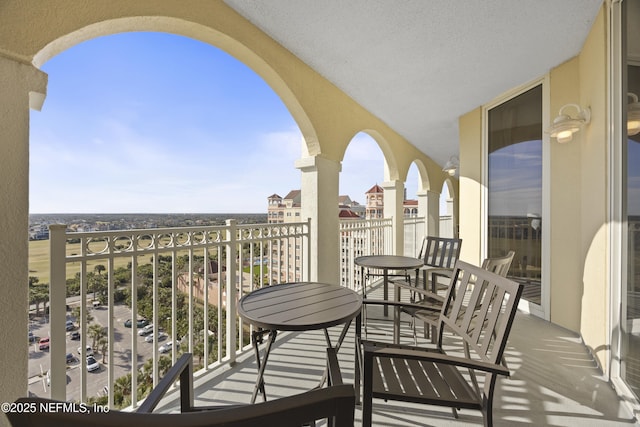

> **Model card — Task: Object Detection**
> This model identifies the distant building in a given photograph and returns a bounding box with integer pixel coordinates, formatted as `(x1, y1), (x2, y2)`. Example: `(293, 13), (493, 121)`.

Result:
(365, 184), (418, 218)
(339, 209), (361, 218)
(365, 184), (385, 219)
(267, 190), (302, 224)
(403, 199), (419, 217)
(268, 185), (417, 285)
(267, 189), (367, 283)
(339, 195), (365, 217)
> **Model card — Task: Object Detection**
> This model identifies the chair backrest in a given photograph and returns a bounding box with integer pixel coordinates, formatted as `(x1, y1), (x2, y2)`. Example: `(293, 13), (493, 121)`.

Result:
(481, 250), (516, 277)
(8, 386), (355, 427)
(8, 352), (355, 427)
(437, 260), (523, 367)
(418, 236), (462, 269)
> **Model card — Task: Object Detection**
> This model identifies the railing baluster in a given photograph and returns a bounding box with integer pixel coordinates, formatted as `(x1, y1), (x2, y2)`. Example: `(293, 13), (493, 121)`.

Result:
(131, 252), (138, 407)
(48, 224), (67, 401)
(225, 220), (238, 362)
(47, 219), (310, 407)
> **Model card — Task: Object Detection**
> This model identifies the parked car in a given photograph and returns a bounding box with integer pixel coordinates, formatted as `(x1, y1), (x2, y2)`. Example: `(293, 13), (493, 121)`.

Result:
(86, 356), (99, 372)
(28, 330), (34, 342)
(124, 318), (149, 328)
(145, 332), (167, 343)
(77, 345), (93, 356)
(69, 331), (80, 340)
(159, 341), (173, 354)
(38, 337), (50, 350)
(65, 320), (75, 331)
(138, 324), (154, 336)
(66, 353), (75, 364)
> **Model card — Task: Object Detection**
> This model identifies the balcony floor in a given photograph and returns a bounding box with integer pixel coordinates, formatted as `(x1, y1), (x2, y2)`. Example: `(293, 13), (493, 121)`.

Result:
(156, 285), (639, 426)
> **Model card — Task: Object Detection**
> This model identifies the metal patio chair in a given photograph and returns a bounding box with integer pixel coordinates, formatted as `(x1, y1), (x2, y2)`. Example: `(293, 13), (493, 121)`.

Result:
(8, 352), (355, 427)
(402, 250), (515, 343)
(359, 260), (524, 427)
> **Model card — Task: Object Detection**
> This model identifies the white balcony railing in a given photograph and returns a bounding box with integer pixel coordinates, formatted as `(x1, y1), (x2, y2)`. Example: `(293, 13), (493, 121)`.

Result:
(403, 216), (426, 256)
(339, 218), (393, 291)
(44, 216), (423, 409)
(47, 219), (310, 408)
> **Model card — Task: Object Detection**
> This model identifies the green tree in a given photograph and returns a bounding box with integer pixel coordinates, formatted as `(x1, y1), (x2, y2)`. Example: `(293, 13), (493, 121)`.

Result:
(29, 280), (49, 316)
(98, 337), (108, 363)
(87, 324), (106, 352)
(87, 271), (107, 302)
(94, 264), (106, 276)
(66, 273), (80, 297)
(71, 305), (93, 326)
(113, 373), (132, 408)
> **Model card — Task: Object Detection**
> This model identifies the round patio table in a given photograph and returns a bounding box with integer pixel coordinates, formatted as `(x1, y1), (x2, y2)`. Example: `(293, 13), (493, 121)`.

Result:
(238, 282), (362, 403)
(355, 255), (423, 314)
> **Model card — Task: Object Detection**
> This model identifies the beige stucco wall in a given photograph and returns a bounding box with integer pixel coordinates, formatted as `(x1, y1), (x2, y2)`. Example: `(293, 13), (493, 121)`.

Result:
(577, 4), (609, 370)
(459, 4), (610, 372)
(549, 3), (609, 369)
(0, 57), (47, 425)
(548, 56), (584, 332)
(458, 108), (483, 266)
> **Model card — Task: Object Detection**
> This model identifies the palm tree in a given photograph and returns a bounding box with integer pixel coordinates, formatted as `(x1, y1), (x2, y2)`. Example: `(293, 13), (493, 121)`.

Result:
(98, 337), (108, 363)
(158, 355), (173, 378)
(88, 271), (107, 303)
(29, 285), (49, 316)
(71, 305), (94, 325)
(87, 324), (106, 351)
(113, 373), (132, 408)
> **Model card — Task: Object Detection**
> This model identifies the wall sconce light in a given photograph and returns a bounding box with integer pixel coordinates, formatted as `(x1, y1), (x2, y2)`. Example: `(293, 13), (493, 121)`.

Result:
(628, 93), (640, 136)
(442, 155), (459, 176)
(548, 104), (591, 143)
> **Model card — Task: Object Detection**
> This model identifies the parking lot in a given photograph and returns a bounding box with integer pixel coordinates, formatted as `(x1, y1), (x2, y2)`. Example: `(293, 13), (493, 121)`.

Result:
(28, 303), (167, 401)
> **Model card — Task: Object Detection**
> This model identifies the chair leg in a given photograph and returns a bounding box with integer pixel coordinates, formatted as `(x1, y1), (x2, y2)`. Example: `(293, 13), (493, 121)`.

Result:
(482, 404), (493, 427)
(362, 354), (374, 427)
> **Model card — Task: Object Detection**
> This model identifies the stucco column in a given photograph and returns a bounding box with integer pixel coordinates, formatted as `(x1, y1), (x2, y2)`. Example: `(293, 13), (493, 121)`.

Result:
(295, 155), (340, 284)
(382, 180), (404, 255)
(0, 55), (47, 419)
(426, 190), (440, 236)
(416, 189), (429, 238)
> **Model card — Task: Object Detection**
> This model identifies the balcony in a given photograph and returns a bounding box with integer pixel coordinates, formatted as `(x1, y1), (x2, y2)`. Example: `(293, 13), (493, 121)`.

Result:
(28, 218), (635, 425)
(154, 284), (631, 426)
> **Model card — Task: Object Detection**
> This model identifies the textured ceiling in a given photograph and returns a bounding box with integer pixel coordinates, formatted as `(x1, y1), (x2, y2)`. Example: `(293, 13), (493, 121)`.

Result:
(224, 0), (603, 167)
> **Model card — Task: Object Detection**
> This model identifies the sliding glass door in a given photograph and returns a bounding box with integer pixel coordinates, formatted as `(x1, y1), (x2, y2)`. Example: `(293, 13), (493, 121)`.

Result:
(487, 85), (543, 306)
(622, 0), (640, 400)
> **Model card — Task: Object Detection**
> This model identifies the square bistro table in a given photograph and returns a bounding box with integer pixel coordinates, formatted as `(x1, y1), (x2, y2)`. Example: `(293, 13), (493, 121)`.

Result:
(238, 282), (362, 403)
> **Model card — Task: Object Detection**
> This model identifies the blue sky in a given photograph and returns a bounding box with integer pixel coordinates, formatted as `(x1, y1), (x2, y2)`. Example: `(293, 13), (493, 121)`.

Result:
(488, 140), (542, 217)
(30, 32), (421, 214)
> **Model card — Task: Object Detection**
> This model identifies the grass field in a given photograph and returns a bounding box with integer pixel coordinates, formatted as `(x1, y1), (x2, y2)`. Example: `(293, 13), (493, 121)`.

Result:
(28, 239), (260, 285)
(28, 239), (153, 284)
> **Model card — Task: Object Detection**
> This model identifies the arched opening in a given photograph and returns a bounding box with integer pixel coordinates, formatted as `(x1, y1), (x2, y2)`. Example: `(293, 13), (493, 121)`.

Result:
(339, 132), (386, 218)
(28, 30), (308, 405)
(404, 163), (419, 218)
(30, 32), (302, 214)
(440, 180), (454, 237)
